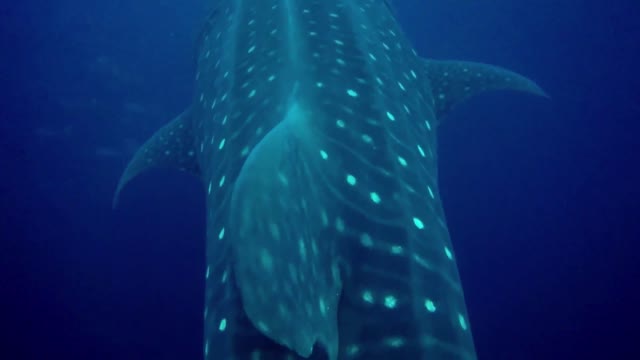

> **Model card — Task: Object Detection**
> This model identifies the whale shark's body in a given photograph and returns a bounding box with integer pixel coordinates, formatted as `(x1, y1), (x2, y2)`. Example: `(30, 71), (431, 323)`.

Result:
(115, 0), (545, 359)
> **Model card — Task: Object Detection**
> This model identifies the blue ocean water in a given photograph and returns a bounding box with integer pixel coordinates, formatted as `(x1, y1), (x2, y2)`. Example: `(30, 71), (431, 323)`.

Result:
(1, 0), (638, 359)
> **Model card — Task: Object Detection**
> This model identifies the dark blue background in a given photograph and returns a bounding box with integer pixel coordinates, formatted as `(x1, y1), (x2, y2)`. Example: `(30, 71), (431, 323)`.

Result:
(2, 0), (638, 358)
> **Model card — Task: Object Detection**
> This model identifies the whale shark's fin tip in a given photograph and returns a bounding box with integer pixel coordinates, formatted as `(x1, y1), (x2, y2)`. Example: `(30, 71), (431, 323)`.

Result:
(424, 59), (548, 123)
(113, 107), (199, 208)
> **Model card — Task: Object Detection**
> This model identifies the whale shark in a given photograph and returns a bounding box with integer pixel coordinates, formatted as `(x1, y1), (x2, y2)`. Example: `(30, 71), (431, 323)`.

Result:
(114, 0), (546, 359)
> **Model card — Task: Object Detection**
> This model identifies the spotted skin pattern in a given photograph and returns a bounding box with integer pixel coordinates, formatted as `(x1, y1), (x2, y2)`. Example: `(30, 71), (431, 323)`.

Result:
(115, 0), (545, 359)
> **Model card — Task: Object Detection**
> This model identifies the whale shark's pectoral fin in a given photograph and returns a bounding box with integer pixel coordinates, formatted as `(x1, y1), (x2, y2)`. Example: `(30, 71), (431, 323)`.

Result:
(229, 102), (341, 360)
(113, 108), (199, 208)
(424, 59), (548, 122)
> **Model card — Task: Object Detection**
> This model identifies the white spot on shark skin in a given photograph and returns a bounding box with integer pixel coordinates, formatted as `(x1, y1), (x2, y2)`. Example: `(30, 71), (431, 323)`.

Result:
(458, 313), (468, 330)
(347, 89), (358, 97)
(299, 240), (307, 261)
(390, 245), (404, 255)
(320, 209), (329, 227)
(362, 290), (374, 304)
(346, 344), (360, 356)
(417, 144), (426, 157)
(444, 246), (453, 260)
(269, 223), (281, 240)
(425, 299), (437, 312)
(360, 233), (373, 248)
(277, 172), (289, 186)
(218, 227), (225, 240)
(413, 217), (425, 229)
(346, 174), (357, 186)
(257, 321), (269, 333)
(219, 318), (227, 331)
(260, 249), (273, 271)
(319, 298), (327, 315)
(383, 295), (397, 309)
(386, 111), (396, 121)
(385, 337), (405, 348)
